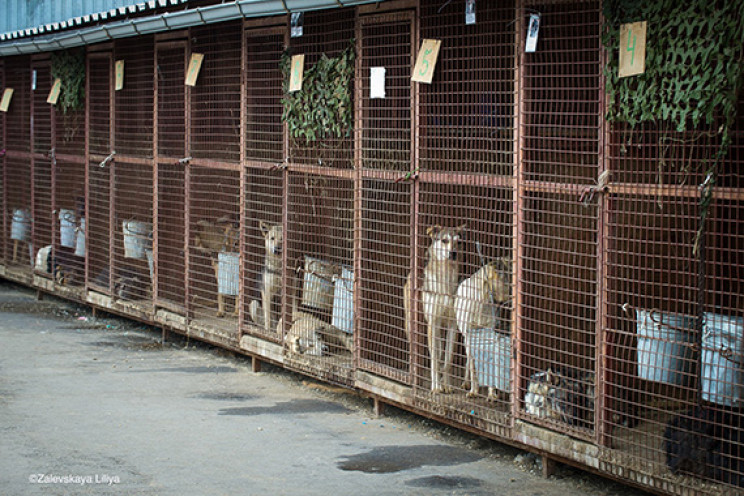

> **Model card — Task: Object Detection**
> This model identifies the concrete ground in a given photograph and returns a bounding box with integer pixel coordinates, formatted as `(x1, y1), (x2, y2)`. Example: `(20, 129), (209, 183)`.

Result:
(0, 281), (644, 496)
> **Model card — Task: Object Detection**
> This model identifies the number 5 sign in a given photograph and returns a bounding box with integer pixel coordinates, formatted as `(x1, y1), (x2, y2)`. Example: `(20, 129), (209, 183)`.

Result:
(412, 39), (441, 84)
(618, 21), (647, 78)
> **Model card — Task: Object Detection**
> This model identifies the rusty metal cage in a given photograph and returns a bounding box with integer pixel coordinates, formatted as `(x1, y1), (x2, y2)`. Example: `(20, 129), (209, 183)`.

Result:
(516, 0), (601, 439)
(190, 22), (242, 164)
(1, 3), (743, 494)
(287, 9), (356, 169)
(187, 165), (241, 345)
(242, 166), (284, 343)
(32, 60), (53, 279)
(5, 57), (32, 271)
(244, 23), (284, 164)
(115, 37), (154, 159)
(113, 160), (153, 312)
(283, 172), (355, 386)
(419, 0), (516, 176)
(86, 53), (112, 293)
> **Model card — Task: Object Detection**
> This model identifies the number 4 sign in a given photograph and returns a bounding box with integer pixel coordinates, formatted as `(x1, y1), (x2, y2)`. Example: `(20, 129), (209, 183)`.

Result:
(412, 39), (441, 84)
(618, 21), (647, 78)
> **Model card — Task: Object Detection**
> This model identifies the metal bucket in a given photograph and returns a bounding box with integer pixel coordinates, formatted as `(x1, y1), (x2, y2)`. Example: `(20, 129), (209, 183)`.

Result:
(75, 218), (86, 257)
(10, 209), (31, 242)
(467, 329), (511, 392)
(636, 309), (696, 386)
(301, 256), (335, 312)
(122, 220), (152, 259)
(702, 313), (744, 406)
(218, 252), (240, 296)
(58, 209), (76, 248)
(331, 265), (354, 334)
(145, 249), (154, 283)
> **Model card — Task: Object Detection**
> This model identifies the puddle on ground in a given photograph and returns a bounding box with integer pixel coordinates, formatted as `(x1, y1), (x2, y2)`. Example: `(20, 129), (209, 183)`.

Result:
(405, 475), (484, 489)
(219, 398), (349, 416)
(193, 392), (255, 401)
(337, 445), (482, 474)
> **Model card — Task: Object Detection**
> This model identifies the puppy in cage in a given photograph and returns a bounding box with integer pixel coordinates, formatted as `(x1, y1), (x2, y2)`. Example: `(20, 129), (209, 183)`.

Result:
(455, 257), (512, 401)
(193, 216), (240, 317)
(248, 221), (283, 334)
(524, 368), (595, 430)
(404, 224), (465, 394)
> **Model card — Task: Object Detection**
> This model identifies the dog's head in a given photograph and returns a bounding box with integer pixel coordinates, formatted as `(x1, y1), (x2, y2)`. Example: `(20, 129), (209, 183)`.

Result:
(483, 257), (511, 302)
(260, 221), (283, 256)
(426, 224), (465, 262)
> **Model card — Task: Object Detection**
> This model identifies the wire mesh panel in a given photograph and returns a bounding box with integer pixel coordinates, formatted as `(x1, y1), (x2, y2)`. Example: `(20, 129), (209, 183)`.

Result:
(517, 0), (601, 438)
(244, 26), (284, 164)
(88, 55), (111, 157)
(519, 192), (598, 437)
(283, 172), (355, 386)
(522, 0), (601, 185)
(0, 60), (4, 264)
(419, 0), (516, 175)
(190, 22), (242, 163)
(115, 36), (154, 158)
(155, 41), (187, 312)
(358, 179), (412, 384)
(54, 159), (85, 287)
(242, 167), (283, 343)
(412, 183), (513, 432)
(188, 166), (241, 341)
(5, 56), (30, 153)
(603, 94), (744, 492)
(87, 159), (111, 293)
(112, 160), (153, 309)
(5, 157), (32, 268)
(156, 44), (186, 159)
(359, 13), (413, 172)
(155, 162), (185, 311)
(287, 9), (355, 169)
(32, 61), (53, 278)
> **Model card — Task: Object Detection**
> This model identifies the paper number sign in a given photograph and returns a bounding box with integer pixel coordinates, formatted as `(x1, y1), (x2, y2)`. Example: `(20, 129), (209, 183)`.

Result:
(618, 21), (647, 78)
(412, 39), (441, 84)
(0, 88), (14, 112)
(47, 78), (62, 105)
(185, 53), (205, 87)
(115, 60), (125, 91)
(289, 55), (305, 93)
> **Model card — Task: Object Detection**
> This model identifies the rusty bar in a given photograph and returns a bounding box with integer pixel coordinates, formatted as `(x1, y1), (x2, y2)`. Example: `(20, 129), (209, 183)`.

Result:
(238, 22), (247, 338)
(353, 13), (363, 373)
(409, 6), (420, 388)
(188, 158), (242, 171)
(417, 171), (514, 188)
(153, 42), (160, 306)
(108, 52), (115, 296)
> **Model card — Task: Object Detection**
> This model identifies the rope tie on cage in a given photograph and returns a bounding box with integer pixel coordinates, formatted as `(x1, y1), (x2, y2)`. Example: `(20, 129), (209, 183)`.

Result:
(579, 170), (611, 206)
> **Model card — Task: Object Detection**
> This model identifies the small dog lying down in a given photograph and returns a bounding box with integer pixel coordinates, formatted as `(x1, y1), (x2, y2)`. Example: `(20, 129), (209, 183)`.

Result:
(283, 311), (354, 357)
(454, 257), (511, 400)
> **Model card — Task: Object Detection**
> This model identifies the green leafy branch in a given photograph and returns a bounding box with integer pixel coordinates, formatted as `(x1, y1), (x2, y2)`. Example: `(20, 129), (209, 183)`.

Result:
(281, 40), (355, 145)
(51, 48), (86, 114)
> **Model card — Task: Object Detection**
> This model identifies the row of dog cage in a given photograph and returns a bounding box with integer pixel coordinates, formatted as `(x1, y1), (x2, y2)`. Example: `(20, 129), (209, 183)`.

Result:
(0, 1), (743, 494)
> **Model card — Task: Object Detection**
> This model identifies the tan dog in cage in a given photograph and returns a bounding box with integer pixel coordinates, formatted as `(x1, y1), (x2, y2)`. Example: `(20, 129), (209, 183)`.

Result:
(249, 221), (283, 334)
(455, 257), (511, 401)
(194, 216), (240, 317)
(404, 224), (464, 393)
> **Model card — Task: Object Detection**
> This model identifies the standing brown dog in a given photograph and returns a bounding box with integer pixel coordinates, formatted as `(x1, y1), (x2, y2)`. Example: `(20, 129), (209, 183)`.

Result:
(193, 216), (240, 317)
(249, 221), (283, 334)
(404, 224), (464, 393)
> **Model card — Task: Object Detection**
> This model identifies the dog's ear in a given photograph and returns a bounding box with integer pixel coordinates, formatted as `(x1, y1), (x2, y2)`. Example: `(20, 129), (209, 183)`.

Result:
(426, 225), (442, 238)
(259, 221), (270, 237)
(455, 223), (467, 234)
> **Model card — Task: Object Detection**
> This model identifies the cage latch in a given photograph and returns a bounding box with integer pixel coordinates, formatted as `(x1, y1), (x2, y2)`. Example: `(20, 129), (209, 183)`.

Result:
(579, 170), (611, 205)
(272, 159), (288, 171)
(178, 156), (192, 165)
(99, 151), (116, 168)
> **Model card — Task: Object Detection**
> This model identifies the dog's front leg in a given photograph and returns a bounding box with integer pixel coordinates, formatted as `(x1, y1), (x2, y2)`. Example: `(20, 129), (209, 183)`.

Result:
(441, 323), (457, 393)
(262, 286), (272, 334)
(466, 338), (480, 397)
(429, 319), (443, 393)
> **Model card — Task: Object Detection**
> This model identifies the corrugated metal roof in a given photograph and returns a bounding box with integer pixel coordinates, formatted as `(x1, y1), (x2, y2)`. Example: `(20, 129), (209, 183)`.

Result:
(0, 0), (188, 41)
(0, 0), (380, 56)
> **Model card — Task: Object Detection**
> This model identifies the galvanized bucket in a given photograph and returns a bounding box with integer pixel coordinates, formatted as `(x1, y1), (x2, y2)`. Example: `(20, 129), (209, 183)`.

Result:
(58, 209), (77, 248)
(702, 312), (744, 406)
(636, 309), (696, 386)
(122, 220), (152, 259)
(331, 265), (354, 334)
(75, 218), (86, 257)
(301, 256), (335, 312)
(218, 252), (240, 296)
(10, 209), (31, 242)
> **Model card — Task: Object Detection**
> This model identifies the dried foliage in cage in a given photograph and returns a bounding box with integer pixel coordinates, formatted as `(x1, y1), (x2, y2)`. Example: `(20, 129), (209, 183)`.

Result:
(280, 40), (355, 145)
(51, 49), (85, 114)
